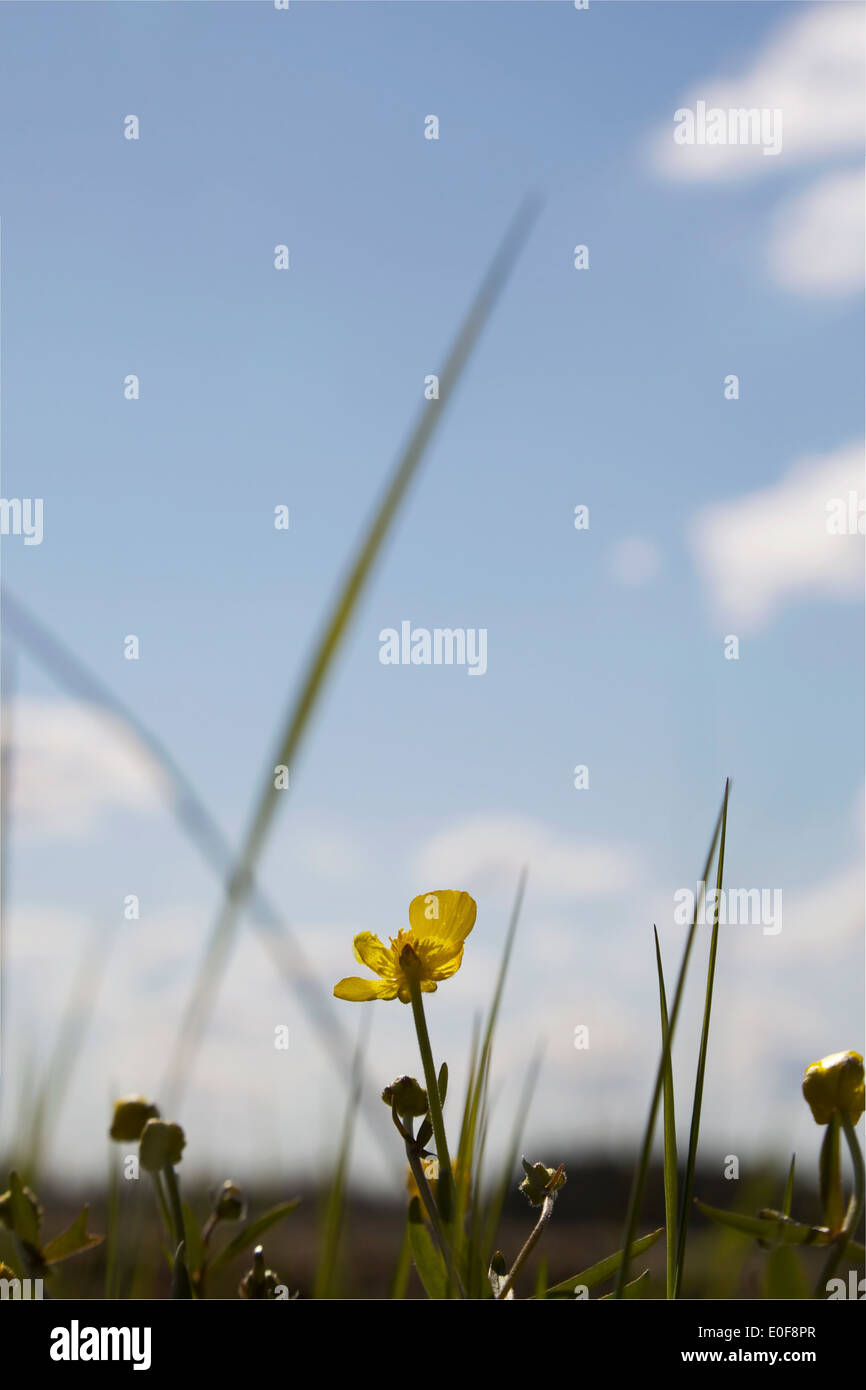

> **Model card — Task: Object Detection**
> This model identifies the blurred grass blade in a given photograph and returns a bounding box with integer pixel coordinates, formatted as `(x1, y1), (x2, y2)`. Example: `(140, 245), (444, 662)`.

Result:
(455, 868), (527, 1283)
(481, 1048), (543, 1263)
(653, 926), (678, 1300)
(389, 1224), (412, 1300)
(163, 202), (542, 1108)
(541, 1228), (664, 1297)
(673, 777), (730, 1297)
(614, 780), (728, 1297)
(24, 921), (115, 1177)
(1, 591), (389, 1157)
(782, 1154), (796, 1219)
(313, 1017), (368, 1298)
(765, 1245), (809, 1299)
(408, 1195), (449, 1299)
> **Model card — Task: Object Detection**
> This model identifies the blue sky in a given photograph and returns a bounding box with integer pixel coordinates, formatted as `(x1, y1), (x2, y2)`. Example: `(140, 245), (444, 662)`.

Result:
(0, 2), (863, 1191)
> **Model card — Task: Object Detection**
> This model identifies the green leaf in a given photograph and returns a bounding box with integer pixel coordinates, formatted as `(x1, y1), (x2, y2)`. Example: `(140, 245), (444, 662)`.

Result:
(694, 1200), (832, 1247)
(408, 1196), (448, 1299)
(208, 1199), (300, 1273)
(765, 1245), (809, 1299)
(654, 927), (678, 1300)
(7, 1172), (41, 1248)
(600, 1269), (651, 1299)
(542, 1228), (663, 1297)
(42, 1206), (103, 1265)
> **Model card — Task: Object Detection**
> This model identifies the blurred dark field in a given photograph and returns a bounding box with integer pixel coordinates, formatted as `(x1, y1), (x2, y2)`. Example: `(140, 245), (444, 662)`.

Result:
(5, 1156), (854, 1300)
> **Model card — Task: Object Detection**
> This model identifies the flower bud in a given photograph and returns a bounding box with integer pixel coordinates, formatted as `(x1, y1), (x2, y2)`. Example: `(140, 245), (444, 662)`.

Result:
(214, 1181), (245, 1222)
(519, 1158), (567, 1207)
(382, 1075), (428, 1121)
(802, 1051), (865, 1126)
(109, 1096), (160, 1142)
(239, 1244), (281, 1299)
(139, 1119), (186, 1172)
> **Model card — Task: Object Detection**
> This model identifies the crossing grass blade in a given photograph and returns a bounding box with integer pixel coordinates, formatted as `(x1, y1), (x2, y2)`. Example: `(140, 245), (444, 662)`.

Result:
(162, 200), (542, 1108)
(673, 777), (730, 1297)
(653, 926), (678, 1299)
(614, 780), (729, 1297)
(2, 590), (391, 1160)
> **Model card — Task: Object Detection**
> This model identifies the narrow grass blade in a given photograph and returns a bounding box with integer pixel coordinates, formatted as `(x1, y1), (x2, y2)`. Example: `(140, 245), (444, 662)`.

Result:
(600, 1268), (651, 1299)
(541, 1228), (664, 1297)
(207, 1199), (301, 1274)
(313, 1017), (367, 1298)
(163, 203), (542, 1108)
(782, 1154), (796, 1219)
(389, 1224), (412, 1300)
(654, 926), (678, 1299)
(614, 780), (728, 1297)
(695, 1199), (832, 1246)
(454, 869), (527, 1288)
(673, 778), (730, 1297)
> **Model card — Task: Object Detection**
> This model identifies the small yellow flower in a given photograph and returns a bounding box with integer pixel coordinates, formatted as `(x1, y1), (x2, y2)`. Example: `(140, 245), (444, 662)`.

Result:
(334, 890), (476, 1003)
(802, 1051), (865, 1126)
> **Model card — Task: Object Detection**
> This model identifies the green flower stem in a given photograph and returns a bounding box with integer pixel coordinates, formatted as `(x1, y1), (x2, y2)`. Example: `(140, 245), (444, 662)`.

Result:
(814, 1114), (864, 1296)
(162, 1164), (186, 1253)
(405, 1142), (466, 1298)
(407, 974), (455, 1223)
(496, 1193), (555, 1300)
(151, 1170), (174, 1245)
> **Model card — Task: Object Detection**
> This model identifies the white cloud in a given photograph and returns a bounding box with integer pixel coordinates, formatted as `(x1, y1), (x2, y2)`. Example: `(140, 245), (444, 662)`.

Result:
(7, 697), (169, 838)
(608, 537), (662, 587)
(414, 813), (637, 901)
(769, 165), (865, 295)
(689, 441), (864, 631)
(651, 3), (865, 182)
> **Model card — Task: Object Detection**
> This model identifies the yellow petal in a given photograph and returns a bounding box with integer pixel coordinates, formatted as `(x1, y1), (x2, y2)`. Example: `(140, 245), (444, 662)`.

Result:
(408, 890), (476, 947)
(352, 932), (395, 978)
(333, 976), (398, 1002)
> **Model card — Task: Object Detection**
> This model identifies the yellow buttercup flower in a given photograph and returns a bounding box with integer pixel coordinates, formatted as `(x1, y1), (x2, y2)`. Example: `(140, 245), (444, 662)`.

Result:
(334, 890), (476, 1003)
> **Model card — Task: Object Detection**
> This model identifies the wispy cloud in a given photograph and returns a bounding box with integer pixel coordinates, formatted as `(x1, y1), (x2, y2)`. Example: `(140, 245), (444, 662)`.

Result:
(768, 166), (865, 296)
(414, 814), (638, 901)
(7, 698), (169, 838)
(650, 3), (865, 182)
(689, 440), (864, 631)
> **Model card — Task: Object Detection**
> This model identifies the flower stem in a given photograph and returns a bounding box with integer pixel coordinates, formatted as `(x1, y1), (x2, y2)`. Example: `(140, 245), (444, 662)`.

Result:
(814, 1113), (864, 1296)
(404, 1141), (466, 1298)
(407, 975), (454, 1223)
(496, 1193), (555, 1299)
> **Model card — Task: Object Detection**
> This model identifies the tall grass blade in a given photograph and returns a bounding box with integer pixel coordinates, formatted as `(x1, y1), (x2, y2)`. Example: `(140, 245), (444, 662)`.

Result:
(313, 1017), (368, 1298)
(163, 202), (542, 1108)
(673, 777), (730, 1296)
(614, 779), (728, 1297)
(653, 926), (678, 1299)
